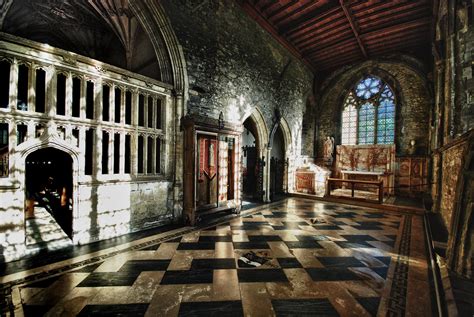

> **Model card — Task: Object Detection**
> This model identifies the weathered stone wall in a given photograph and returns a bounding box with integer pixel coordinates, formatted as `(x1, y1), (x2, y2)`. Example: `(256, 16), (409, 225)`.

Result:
(74, 180), (173, 244)
(454, 3), (474, 135)
(432, 1), (474, 279)
(315, 58), (432, 158)
(160, 0), (313, 155)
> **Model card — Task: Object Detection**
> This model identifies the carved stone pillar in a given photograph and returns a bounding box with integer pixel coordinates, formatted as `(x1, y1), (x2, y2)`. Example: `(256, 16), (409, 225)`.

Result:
(65, 73), (73, 118)
(120, 132), (126, 174)
(8, 60), (18, 111)
(46, 65), (56, 117)
(108, 130), (114, 175)
(78, 127), (86, 175)
(95, 128), (102, 176)
(109, 84), (115, 123)
(28, 64), (35, 112)
(265, 147), (271, 202)
(80, 78), (87, 119)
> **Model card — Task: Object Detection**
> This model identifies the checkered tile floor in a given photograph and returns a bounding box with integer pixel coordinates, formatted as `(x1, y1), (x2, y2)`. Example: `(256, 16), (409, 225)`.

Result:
(7, 198), (433, 316)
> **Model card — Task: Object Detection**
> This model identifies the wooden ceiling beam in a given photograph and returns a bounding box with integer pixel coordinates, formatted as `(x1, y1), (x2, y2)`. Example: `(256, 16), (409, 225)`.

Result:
(358, 8), (430, 33)
(361, 17), (431, 41)
(273, 0), (321, 26)
(308, 46), (361, 62)
(339, 0), (367, 58)
(266, 0), (299, 21)
(304, 37), (358, 58)
(295, 24), (352, 50)
(364, 27), (430, 47)
(290, 15), (348, 45)
(279, 3), (341, 36)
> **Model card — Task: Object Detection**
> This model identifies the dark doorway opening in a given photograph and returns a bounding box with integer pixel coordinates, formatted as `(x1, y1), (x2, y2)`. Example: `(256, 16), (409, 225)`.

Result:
(242, 118), (263, 203)
(270, 125), (286, 201)
(25, 148), (73, 238)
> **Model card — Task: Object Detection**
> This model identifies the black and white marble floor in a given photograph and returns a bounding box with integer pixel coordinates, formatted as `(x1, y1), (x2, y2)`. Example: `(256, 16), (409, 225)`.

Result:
(0, 198), (434, 316)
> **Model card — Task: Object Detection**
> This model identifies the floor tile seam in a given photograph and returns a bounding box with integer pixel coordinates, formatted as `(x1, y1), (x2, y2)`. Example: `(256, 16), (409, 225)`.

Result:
(1, 200), (288, 290)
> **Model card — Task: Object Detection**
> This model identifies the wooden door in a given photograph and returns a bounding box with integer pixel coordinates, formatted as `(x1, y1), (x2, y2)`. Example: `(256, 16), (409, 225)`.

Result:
(196, 133), (218, 210)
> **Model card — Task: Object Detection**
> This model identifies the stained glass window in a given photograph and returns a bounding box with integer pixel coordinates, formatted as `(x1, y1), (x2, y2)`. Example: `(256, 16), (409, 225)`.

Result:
(358, 102), (375, 144)
(341, 93), (357, 145)
(340, 76), (396, 145)
(355, 76), (381, 100)
(377, 85), (395, 144)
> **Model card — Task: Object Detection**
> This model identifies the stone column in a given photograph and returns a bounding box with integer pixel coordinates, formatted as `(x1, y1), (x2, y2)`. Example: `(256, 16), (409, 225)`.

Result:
(8, 59), (18, 111)
(95, 128), (102, 176)
(46, 65), (56, 117)
(120, 89), (125, 125)
(151, 136), (157, 174)
(108, 130), (114, 175)
(28, 65), (35, 112)
(132, 90), (139, 127)
(65, 73), (73, 118)
(142, 135), (147, 175)
(65, 125), (73, 145)
(80, 78), (86, 119)
(131, 133), (138, 176)
(94, 80), (103, 122)
(265, 147), (271, 202)
(27, 120), (35, 141)
(120, 132), (126, 174)
(172, 93), (184, 219)
(144, 94), (148, 128)
(78, 127), (86, 176)
(8, 119), (16, 178)
(109, 84), (115, 123)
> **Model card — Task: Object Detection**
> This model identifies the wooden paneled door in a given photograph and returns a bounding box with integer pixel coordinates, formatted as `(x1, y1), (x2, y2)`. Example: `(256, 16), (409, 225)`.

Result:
(196, 133), (218, 210)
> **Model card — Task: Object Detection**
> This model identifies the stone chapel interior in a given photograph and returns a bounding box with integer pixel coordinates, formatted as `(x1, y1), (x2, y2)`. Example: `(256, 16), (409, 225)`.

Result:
(0, 0), (472, 314)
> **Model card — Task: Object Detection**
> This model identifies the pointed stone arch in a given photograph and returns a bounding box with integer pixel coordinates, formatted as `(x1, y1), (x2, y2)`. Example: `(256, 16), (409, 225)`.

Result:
(242, 107), (269, 157)
(241, 107), (269, 202)
(14, 132), (80, 241)
(267, 116), (292, 201)
(129, 0), (188, 94)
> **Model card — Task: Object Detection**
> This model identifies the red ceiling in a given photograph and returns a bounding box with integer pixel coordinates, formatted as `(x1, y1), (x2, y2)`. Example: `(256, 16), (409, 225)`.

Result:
(238, 0), (432, 73)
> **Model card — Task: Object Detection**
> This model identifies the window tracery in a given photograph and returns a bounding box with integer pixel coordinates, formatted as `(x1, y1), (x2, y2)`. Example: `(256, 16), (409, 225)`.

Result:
(341, 76), (395, 145)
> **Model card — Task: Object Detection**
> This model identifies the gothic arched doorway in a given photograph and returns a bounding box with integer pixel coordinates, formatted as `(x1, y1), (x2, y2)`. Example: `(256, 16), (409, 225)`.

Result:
(25, 148), (73, 240)
(242, 118), (259, 201)
(241, 109), (268, 204)
(270, 125), (286, 200)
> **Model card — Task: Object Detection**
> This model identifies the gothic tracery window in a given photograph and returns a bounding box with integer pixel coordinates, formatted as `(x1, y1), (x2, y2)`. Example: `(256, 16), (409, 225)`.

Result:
(341, 76), (396, 145)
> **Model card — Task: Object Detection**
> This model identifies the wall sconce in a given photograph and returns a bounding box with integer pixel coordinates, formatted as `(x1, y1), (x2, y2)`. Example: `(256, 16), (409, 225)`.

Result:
(218, 111), (224, 129)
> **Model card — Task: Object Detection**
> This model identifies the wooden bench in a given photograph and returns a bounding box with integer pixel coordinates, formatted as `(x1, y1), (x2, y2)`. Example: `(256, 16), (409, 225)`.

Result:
(325, 178), (384, 203)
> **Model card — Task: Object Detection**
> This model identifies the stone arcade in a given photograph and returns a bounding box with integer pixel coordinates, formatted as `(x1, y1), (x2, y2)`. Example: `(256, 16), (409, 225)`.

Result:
(0, 1), (473, 316)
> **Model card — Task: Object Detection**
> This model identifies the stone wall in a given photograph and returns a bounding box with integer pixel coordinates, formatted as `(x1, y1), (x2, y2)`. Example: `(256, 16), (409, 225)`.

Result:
(454, 2), (474, 135)
(74, 180), (173, 244)
(432, 0), (474, 279)
(315, 58), (432, 158)
(160, 0), (313, 156)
